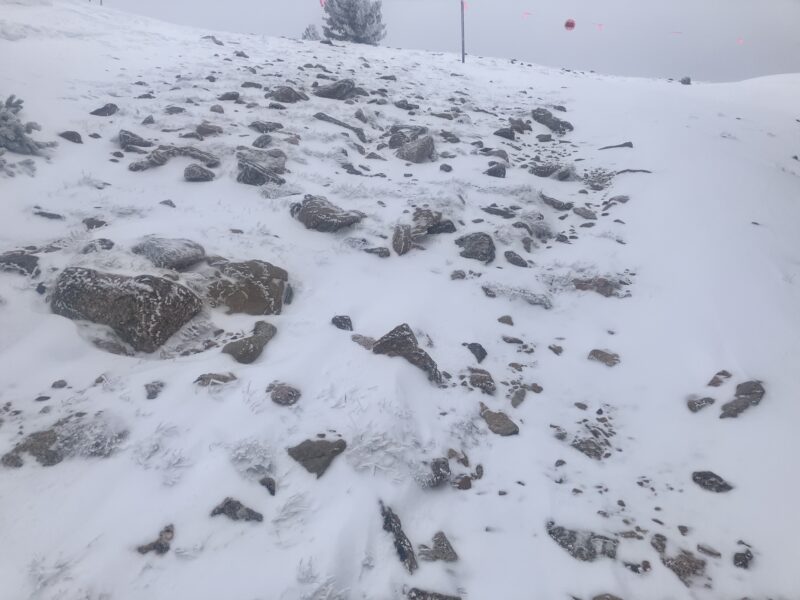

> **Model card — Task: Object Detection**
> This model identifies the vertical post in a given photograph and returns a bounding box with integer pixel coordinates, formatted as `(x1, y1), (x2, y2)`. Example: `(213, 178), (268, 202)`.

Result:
(460, 0), (466, 63)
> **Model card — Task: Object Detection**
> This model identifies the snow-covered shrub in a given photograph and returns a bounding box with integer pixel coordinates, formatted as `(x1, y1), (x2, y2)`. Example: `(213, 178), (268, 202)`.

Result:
(0, 94), (42, 155)
(323, 0), (386, 45)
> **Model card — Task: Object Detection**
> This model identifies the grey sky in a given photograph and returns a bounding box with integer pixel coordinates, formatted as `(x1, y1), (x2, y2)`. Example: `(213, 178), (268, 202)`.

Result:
(108, 0), (800, 82)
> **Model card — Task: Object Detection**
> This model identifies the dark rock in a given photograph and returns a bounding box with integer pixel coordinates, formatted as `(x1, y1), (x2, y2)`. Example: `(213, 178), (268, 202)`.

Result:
(696, 544), (721, 558)
(210, 104), (224, 114)
(58, 131), (82, 144)
(720, 381), (765, 418)
(241, 81), (262, 89)
(81, 239), (114, 254)
(194, 372), (237, 386)
(196, 122), (223, 137)
(546, 521), (618, 561)
(426, 457), (451, 487)
(331, 315), (353, 331)
(536, 134), (552, 142)
(455, 232), (495, 263)
(395, 99), (420, 111)
(692, 470), (733, 492)
(651, 535), (707, 587)
(396, 135), (436, 163)
(599, 141), (633, 150)
(132, 236), (205, 270)
(137, 525), (174, 555)
(287, 438), (346, 478)
(210, 497), (263, 522)
(592, 595), (623, 600)
(314, 79), (356, 100)
(271, 86), (309, 103)
(217, 91), (240, 101)
(90, 103), (118, 117)
(733, 548), (753, 569)
(164, 106), (185, 115)
(573, 277), (619, 297)
(268, 382), (301, 406)
(145, 381), (164, 400)
(440, 164), (452, 172)
(365, 247), (390, 258)
(573, 206), (597, 220)
(118, 130), (152, 148)
(51, 268), (202, 353)
(504, 250), (527, 267)
(680, 76), (692, 85)
(34, 210), (64, 220)
(393, 224), (413, 255)
(222, 321), (277, 364)
(380, 502), (418, 573)
(129, 145), (220, 172)
(236, 148), (287, 186)
(470, 370), (496, 395)
(687, 397), (715, 413)
(0, 252), (39, 277)
(291, 195), (366, 232)
(184, 163), (215, 182)
(465, 342), (487, 363)
(494, 128), (516, 140)
(540, 192), (573, 211)
(207, 259), (288, 315)
(707, 369), (732, 387)
(372, 323), (442, 384)
(427, 220), (456, 234)
(314, 112), (367, 143)
(588, 349), (620, 367)
(480, 402), (518, 435)
(82, 217), (106, 230)
(408, 589), (461, 600)
(249, 120), (283, 134)
(51, 379), (67, 389)
(484, 164), (506, 178)
(531, 108), (573, 134)
(252, 134), (272, 148)
(259, 476), (276, 496)
(419, 531), (458, 562)
(498, 315), (513, 326)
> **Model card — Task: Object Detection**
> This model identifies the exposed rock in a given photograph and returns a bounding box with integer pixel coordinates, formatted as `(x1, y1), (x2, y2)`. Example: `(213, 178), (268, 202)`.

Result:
(407, 589), (461, 600)
(137, 524), (174, 555)
(418, 531), (458, 562)
(707, 369), (732, 387)
(455, 232), (495, 263)
(484, 164), (506, 178)
(0, 251), (39, 277)
(465, 342), (487, 363)
(210, 104), (224, 114)
(470, 369), (496, 395)
(290, 195), (366, 232)
(380, 502), (418, 574)
(222, 321), (277, 364)
(573, 277), (621, 298)
(90, 103), (118, 117)
(393, 224), (413, 255)
(494, 127), (515, 140)
(184, 163), (215, 182)
(287, 438), (346, 478)
(504, 250), (527, 267)
(734, 547), (753, 569)
(531, 108), (573, 134)
(331, 315), (353, 331)
(692, 470), (733, 492)
(271, 86), (308, 103)
(129, 145), (220, 172)
(396, 135), (436, 163)
(498, 315), (513, 326)
(164, 106), (185, 115)
(194, 372), (237, 387)
(132, 236), (206, 270)
(118, 129), (152, 149)
(236, 146), (287, 185)
(395, 99), (420, 111)
(372, 323), (442, 384)
(249, 120), (283, 134)
(592, 595), (623, 600)
(720, 380), (765, 418)
(352, 334), (376, 350)
(217, 91), (240, 101)
(145, 381), (164, 400)
(210, 497), (263, 522)
(58, 131), (82, 144)
(196, 122), (223, 137)
(573, 206), (597, 220)
(314, 112), (367, 143)
(268, 382), (301, 406)
(480, 402), (518, 436)
(546, 521), (618, 562)
(687, 397), (715, 413)
(314, 79), (357, 100)
(51, 268), (201, 352)
(252, 134), (272, 148)
(540, 192), (573, 211)
(651, 534), (707, 587)
(588, 349), (620, 367)
(424, 457), (451, 487)
(207, 259), (288, 315)
(259, 476), (276, 496)
(80, 238), (114, 255)
(365, 247), (390, 258)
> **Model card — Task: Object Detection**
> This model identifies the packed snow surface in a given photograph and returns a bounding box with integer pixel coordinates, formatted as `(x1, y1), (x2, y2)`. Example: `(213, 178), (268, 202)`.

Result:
(1, 1), (799, 599)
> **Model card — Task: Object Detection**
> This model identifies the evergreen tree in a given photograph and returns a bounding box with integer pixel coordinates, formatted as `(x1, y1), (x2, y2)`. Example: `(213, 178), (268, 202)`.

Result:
(301, 24), (321, 41)
(322, 0), (387, 45)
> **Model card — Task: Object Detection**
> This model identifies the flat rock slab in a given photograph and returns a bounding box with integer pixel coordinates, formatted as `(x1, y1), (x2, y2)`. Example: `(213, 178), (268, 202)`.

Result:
(132, 236), (206, 271)
(207, 259), (288, 315)
(291, 195), (366, 233)
(288, 438), (346, 478)
(51, 268), (201, 353)
(480, 402), (518, 435)
(692, 470), (733, 492)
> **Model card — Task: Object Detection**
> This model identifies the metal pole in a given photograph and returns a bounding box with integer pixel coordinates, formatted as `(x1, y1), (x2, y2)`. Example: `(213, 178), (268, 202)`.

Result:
(460, 0), (465, 63)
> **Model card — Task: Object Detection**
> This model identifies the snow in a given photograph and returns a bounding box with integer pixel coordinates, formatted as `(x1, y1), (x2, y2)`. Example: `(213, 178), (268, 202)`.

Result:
(1, 1), (799, 599)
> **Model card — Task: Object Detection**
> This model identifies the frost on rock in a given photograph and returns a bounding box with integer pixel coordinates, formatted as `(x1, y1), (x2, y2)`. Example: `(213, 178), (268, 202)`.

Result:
(128, 145), (220, 172)
(546, 521), (618, 562)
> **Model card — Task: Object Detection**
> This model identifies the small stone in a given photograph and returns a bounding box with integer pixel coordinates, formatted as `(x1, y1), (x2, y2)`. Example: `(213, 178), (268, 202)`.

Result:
(136, 524), (175, 556)
(455, 232), (495, 263)
(259, 476), (276, 496)
(733, 548), (753, 569)
(504, 250), (527, 267)
(470, 369), (496, 395)
(692, 470), (733, 492)
(588, 349), (620, 367)
(184, 163), (215, 182)
(480, 402), (519, 436)
(210, 497), (263, 522)
(90, 103), (118, 117)
(549, 344), (563, 355)
(194, 372), (237, 387)
(498, 315), (513, 326)
(145, 381), (164, 400)
(687, 397), (715, 413)
(331, 315), (353, 331)
(380, 502), (418, 574)
(287, 438), (346, 478)
(484, 164), (506, 178)
(707, 369), (732, 387)
(268, 382), (301, 406)
(58, 131), (82, 144)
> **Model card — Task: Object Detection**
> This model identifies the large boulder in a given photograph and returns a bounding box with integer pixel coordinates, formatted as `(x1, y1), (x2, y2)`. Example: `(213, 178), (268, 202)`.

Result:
(288, 438), (346, 478)
(290, 195), (366, 233)
(314, 79), (357, 100)
(222, 321), (277, 364)
(51, 268), (201, 352)
(132, 237), (206, 271)
(396, 135), (436, 163)
(455, 233), (495, 263)
(207, 259), (288, 315)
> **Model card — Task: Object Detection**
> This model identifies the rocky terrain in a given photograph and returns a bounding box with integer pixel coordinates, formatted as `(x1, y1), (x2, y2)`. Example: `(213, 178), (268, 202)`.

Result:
(1, 1), (799, 599)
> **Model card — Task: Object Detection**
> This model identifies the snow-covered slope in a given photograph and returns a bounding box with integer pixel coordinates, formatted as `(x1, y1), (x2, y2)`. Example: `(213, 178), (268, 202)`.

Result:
(1, 2), (799, 599)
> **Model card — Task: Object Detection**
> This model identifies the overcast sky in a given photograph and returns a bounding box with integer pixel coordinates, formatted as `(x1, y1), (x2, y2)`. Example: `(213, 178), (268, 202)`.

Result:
(107, 0), (800, 82)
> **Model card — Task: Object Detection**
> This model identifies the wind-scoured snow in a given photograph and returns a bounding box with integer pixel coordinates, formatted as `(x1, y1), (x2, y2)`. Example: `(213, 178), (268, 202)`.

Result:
(1, 2), (799, 600)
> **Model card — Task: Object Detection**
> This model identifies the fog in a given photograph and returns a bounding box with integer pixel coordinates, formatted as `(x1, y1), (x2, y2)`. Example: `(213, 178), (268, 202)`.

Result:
(107, 0), (800, 81)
